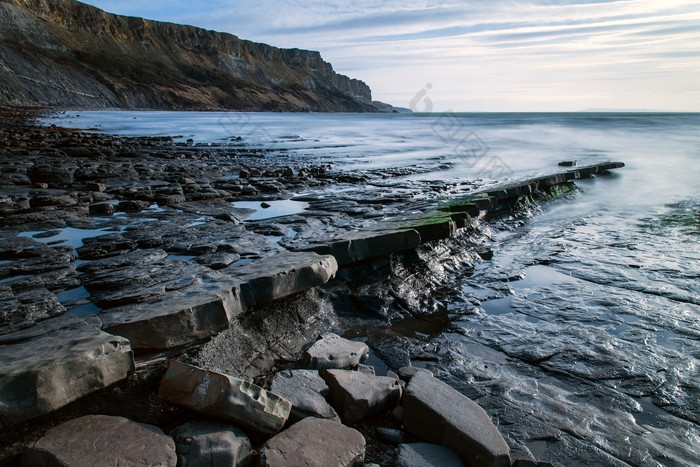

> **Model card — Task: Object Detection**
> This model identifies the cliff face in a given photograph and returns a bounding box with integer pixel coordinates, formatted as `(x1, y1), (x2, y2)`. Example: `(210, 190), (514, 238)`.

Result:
(0, 0), (381, 111)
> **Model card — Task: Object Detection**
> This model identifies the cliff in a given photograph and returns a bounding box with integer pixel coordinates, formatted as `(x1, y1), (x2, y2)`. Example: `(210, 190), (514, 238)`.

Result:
(0, 0), (383, 111)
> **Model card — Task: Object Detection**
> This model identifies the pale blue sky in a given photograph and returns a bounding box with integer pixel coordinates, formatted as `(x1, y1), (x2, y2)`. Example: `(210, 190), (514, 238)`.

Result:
(79, 0), (700, 111)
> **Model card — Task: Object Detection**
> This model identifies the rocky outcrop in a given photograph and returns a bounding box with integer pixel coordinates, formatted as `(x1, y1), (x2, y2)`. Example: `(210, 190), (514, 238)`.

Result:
(0, 0), (383, 111)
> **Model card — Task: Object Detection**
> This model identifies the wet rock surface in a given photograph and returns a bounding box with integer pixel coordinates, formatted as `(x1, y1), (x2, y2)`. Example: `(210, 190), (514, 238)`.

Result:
(0, 107), (633, 465)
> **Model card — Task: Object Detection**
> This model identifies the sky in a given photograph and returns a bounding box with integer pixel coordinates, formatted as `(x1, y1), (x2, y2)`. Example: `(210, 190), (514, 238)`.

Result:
(78, 0), (700, 112)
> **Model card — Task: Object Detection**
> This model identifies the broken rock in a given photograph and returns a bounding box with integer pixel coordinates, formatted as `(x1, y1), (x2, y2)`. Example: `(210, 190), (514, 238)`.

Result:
(171, 420), (253, 467)
(268, 369), (339, 423)
(300, 332), (369, 370)
(324, 369), (402, 423)
(159, 360), (291, 435)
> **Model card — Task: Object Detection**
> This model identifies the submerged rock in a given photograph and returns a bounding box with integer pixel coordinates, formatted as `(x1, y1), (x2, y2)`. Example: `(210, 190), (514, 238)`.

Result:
(22, 415), (176, 466)
(159, 360), (291, 435)
(259, 417), (366, 467)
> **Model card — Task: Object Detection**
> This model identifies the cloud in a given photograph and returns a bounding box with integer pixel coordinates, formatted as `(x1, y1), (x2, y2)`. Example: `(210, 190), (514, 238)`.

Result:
(75, 0), (700, 110)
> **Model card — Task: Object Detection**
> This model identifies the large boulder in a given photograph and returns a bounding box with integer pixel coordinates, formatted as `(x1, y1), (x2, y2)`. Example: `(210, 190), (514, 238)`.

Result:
(259, 417), (365, 467)
(171, 420), (253, 467)
(0, 314), (134, 427)
(403, 371), (511, 467)
(323, 369), (402, 422)
(300, 333), (369, 370)
(268, 369), (339, 422)
(22, 415), (176, 466)
(159, 360), (291, 435)
(231, 251), (338, 306)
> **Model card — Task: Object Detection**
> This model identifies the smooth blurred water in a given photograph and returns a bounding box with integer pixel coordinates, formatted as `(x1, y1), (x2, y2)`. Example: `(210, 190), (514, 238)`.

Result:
(51, 111), (700, 465)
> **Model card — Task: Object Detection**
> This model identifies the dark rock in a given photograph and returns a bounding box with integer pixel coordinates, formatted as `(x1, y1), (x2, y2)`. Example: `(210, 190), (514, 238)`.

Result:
(171, 420), (253, 467)
(23, 415), (176, 466)
(396, 443), (464, 467)
(88, 201), (114, 215)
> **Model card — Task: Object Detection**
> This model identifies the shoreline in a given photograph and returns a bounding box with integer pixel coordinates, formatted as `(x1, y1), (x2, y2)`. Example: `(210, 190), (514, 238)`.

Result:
(0, 106), (624, 465)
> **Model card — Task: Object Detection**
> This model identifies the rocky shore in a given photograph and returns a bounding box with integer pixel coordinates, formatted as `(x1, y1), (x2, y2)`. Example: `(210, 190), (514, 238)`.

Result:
(0, 106), (624, 465)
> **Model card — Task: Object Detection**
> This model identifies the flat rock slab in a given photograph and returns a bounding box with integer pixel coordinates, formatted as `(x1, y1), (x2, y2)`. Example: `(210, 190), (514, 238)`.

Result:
(100, 275), (247, 351)
(324, 369), (403, 423)
(171, 420), (253, 467)
(306, 229), (421, 266)
(0, 314), (134, 427)
(231, 251), (338, 306)
(403, 371), (511, 467)
(269, 369), (339, 422)
(23, 414), (176, 466)
(300, 332), (370, 370)
(260, 417), (366, 467)
(159, 360), (291, 435)
(397, 442), (465, 467)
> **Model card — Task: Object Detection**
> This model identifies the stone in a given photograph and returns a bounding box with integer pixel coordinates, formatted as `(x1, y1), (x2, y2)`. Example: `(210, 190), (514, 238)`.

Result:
(323, 369), (402, 423)
(22, 415), (176, 466)
(403, 371), (511, 467)
(397, 366), (433, 383)
(0, 314), (134, 427)
(268, 369), (339, 423)
(232, 251), (338, 306)
(171, 420), (253, 467)
(101, 276), (247, 351)
(88, 201), (114, 215)
(86, 181), (106, 191)
(259, 417), (365, 467)
(376, 427), (406, 445)
(396, 443), (464, 467)
(159, 360), (291, 435)
(0, 275), (66, 335)
(307, 229), (421, 266)
(412, 219), (457, 243)
(300, 333), (369, 370)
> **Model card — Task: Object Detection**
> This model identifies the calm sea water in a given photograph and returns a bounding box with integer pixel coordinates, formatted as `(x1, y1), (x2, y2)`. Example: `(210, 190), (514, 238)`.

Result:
(51, 111), (700, 465)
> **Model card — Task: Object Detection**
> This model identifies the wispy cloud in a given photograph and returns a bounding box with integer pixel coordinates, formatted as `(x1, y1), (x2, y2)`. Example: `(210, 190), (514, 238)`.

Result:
(77, 0), (700, 110)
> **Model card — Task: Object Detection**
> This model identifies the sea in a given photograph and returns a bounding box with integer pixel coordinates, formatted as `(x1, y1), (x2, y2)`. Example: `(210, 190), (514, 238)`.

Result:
(49, 111), (700, 466)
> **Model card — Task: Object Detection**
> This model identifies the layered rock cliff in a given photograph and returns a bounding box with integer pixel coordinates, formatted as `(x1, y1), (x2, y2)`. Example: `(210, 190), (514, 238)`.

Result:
(0, 0), (382, 111)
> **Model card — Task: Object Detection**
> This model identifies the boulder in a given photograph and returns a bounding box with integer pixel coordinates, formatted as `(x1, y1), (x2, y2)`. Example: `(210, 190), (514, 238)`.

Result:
(403, 371), (511, 467)
(159, 360), (291, 435)
(300, 333), (369, 370)
(396, 442), (464, 467)
(259, 417), (365, 467)
(171, 420), (253, 467)
(22, 415), (176, 466)
(0, 314), (134, 427)
(268, 369), (339, 423)
(231, 251), (338, 306)
(323, 369), (402, 422)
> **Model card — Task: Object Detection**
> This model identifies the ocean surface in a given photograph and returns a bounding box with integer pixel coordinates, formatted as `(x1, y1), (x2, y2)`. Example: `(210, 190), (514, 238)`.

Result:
(50, 111), (700, 466)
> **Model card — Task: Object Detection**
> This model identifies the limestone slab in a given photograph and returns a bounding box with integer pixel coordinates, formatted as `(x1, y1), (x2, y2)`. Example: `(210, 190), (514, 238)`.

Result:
(159, 360), (291, 435)
(231, 251), (338, 306)
(260, 417), (365, 467)
(23, 415), (176, 466)
(0, 314), (134, 428)
(403, 371), (511, 467)
(300, 332), (369, 370)
(324, 369), (402, 422)
(310, 229), (421, 266)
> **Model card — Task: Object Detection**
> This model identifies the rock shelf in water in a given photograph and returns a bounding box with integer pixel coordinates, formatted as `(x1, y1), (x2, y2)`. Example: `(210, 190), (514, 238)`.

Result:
(0, 108), (625, 465)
